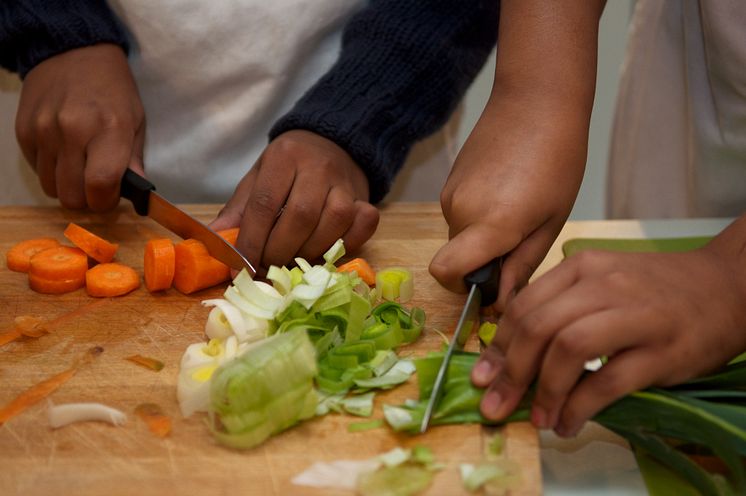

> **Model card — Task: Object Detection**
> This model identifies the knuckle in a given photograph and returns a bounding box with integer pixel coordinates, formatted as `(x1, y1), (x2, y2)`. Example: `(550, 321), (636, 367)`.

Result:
(553, 331), (586, 357)
(248, 190), (280, 217)
(287, 200), (317, 225)
(324, 198), (354, 226)
(33, 111), (57, 136)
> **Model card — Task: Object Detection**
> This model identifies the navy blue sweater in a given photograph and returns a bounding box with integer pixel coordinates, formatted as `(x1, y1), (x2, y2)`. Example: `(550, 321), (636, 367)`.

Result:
(0, 1), (499, 203)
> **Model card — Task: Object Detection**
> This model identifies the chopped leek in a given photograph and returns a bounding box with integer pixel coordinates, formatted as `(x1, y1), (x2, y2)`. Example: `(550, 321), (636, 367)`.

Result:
(348, 419), (384, 432)
(385, 351), (746, 496)
(209, 329), (318, 449)
(375, 267), (414, 303)
(477, 321), (497, 347)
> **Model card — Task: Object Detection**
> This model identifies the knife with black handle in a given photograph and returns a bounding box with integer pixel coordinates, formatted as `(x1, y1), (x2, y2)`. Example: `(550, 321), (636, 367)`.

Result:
(419, 256), (502, 433)
(120, 169), (255, 275)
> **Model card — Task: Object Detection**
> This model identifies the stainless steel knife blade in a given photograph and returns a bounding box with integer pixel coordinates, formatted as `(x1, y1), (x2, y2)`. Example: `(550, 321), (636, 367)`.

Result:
(419, 257), (502, 433)
(120, 169), (255, 275)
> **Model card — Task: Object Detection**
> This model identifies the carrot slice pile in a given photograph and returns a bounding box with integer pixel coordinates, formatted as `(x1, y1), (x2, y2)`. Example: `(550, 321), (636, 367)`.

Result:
(144, 238), (175, 292)
(337, 257), (376, 286)
(63, 222), (118, 263)
(173, 239), (231, 294)
(27, 246), (88, 294)
(85, 263), (141, 297)
(6, 238), (61, 273)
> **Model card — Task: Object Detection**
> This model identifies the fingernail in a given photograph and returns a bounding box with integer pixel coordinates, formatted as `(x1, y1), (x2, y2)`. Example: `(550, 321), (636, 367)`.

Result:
(472, 360), (493, 383)
(531, 406), (548, 429)
(481, 390), (502, 419)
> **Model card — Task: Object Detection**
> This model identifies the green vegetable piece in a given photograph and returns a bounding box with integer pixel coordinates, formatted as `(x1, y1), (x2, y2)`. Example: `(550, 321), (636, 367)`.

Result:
(357, 464), (433, 496)
(348, 419), (384, 432)
(209, 329), (318, 449)
(477, 321), (497, 347)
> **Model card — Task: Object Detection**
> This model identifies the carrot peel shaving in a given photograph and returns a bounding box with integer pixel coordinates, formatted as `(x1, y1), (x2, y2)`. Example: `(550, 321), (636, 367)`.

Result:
(134, 403), (172, 437)
(125, 354), (165, 372)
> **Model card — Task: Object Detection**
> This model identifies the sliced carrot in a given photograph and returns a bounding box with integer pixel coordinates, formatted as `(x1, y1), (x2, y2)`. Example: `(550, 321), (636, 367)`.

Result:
(63, 222), (118, 263)
(28, 273), (86, 294)
(0, 346), (102, 426)
(173, 239), (230, 294)
(6, 238), (61, 273)
(144, 238), (175, 292)
(27, 246), (88, 295)
(134, 403), (172, 437)
(217, 227), (240, 245)
(337, 257), (376, 286)
(85, 263), (141, 297)
(28, 245), (88, 280)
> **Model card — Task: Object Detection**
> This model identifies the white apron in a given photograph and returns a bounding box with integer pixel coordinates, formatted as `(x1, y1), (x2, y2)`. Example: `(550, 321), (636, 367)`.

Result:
(107, 0), (457, 203)
(607, 0), (746, 218)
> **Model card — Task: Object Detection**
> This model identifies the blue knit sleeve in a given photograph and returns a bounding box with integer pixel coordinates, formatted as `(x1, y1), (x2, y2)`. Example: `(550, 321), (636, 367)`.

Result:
(0, 0), (129, 78)
(269, 0), (500, 203)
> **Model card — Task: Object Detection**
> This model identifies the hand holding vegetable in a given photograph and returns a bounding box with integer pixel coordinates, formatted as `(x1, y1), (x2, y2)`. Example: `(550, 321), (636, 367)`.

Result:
(15, 43), (146, 211)
(472, 215), (746, 437)
(210, 130), (379, 271)
(428, 0), (602, 313)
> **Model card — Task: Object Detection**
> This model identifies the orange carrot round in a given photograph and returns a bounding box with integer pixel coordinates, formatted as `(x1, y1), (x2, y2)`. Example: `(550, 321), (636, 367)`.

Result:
(173, 239), (230, 294)
(63, 222), (119, 263)
(85, 263), (141, 297)
(6, 238), (61, 273)
(28, 273), (86, 294)
(144, 238), (175, 292)
(337, 257), (376, 286)
(28, 246), (88, 280)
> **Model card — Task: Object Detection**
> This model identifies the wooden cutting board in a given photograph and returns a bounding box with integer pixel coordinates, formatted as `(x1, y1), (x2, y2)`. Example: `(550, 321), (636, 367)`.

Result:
(0, 203), (540, 496)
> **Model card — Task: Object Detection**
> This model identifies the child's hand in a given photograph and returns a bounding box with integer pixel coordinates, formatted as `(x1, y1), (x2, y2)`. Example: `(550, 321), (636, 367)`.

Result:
(210, 130), (379, 271)
(471, 224), (746, 437)
(15, 43), (145, 211)
(429, 95), (587, 312)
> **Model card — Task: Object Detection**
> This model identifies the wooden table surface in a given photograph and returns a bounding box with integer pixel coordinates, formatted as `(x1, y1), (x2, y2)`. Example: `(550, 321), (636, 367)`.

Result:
(0, 203), (540, 496)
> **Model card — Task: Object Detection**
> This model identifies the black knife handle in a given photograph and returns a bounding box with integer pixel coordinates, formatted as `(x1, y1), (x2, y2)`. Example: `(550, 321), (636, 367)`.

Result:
(464, 257), (503, 307)
(120, 169), (155, 216)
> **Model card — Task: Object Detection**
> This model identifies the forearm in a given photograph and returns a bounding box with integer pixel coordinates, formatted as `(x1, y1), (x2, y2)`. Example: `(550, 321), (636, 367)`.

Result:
(476, 0), (604, 180)
(0, 0), (129, 78)
(270, 0), (500, 203)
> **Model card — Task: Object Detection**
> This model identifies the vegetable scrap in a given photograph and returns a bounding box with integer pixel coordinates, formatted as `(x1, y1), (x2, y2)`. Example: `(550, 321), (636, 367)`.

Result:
(477, 321), (497, 348)
(0, 346), (103, 426)
(292, 446), (440, 495)
(375, 267), (414, 303)
(85, 262), (141, 297)
(134, 403), (171, 437)
(6, 237), (61, 273)
(63, 222), (118, 263)
(337, 257), (376, 286)
(143, 238), (175, 292)
(1, 300), (110, 348)
(125, 354), (165, 372)
(48, 402), (127, 428)
(0, 316), (45, 346)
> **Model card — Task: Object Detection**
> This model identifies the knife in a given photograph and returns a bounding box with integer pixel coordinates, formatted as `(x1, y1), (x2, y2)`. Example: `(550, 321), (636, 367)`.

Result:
(120, 169), (256, 275)
(419, 257), (502, 433)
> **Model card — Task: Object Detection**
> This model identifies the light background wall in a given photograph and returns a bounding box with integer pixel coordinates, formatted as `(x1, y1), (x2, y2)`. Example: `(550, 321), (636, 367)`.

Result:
(0, 1), (632, 218)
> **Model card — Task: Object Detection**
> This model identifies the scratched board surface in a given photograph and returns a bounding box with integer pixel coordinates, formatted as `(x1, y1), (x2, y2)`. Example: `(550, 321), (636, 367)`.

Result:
(0, 204), (540, 496)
